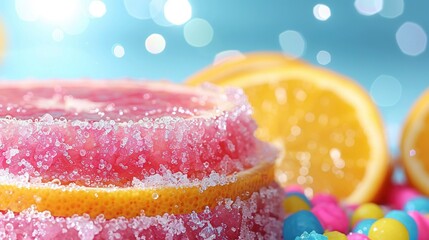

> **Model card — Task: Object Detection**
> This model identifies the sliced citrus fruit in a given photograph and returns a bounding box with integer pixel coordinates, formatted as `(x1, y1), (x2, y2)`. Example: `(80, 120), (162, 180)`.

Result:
(400, 89), (429, 195)
(186, 53), (390, 204)
(0, 80), (282, 239)
(186, 51), (301, 86)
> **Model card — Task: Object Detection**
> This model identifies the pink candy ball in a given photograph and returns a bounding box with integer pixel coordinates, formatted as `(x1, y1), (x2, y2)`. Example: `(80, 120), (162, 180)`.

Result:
(311, 193), (339, 206)
(408, 210), (429, 240)
(386, 183), (420, 210)
(347, 233), (370, 240)
(312, 202), (349, 233)
(284, 185), (305, 194)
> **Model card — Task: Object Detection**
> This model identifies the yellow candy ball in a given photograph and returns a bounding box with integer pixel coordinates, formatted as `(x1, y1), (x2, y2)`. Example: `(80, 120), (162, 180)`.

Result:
(323, 231), (347, 240)
(282, 194), (311, 214)
(351, 203), (384, 226)
(368, 218), (410, 240)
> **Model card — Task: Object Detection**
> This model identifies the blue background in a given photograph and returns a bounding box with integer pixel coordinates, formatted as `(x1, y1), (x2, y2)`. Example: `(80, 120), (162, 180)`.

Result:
(0, 0), (428, 154)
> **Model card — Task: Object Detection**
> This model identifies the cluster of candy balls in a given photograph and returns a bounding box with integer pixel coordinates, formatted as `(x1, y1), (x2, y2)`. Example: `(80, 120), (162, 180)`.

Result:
(282, 184), (429, 240)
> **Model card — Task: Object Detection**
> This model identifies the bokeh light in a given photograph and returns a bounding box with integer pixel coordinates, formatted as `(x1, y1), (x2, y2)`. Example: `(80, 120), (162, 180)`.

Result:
(38, 0), (81, 23)
(354, 0), (383, 16)
(279, 30), (306, 58)
(150, 0), (173, 27)
(316, 50), (331, 65)
(379, 0), (404, 19)
(15, 0), (90, 35)
(52, 28), (64, 42)
(123, 0), (151, 20)
(89, 0), (106, 18)
(15, 0), (39, 22)
(313, 4), (331, 21)
(370, 75), (402, 107)
(112, 44), (125, 58)
(184, 18), (214, 47)
(164, 0), (192, 25)
(145, 33), (166, 54)
(396, 22), (427, 56)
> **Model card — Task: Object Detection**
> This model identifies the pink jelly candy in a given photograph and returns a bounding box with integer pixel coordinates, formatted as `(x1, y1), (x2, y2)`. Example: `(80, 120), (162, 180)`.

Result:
(311, 202), (349, 233)
(386, 183), (420, 210)
(311, 193), (339, 206)
(408, 210), (429, 240)
(347, 232), (370, 240)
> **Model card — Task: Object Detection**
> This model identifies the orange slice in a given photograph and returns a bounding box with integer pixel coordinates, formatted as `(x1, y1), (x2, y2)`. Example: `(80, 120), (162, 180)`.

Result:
(400, 89), (429, 195)
(186, 52), (301, 86)
(0, 161), (274, 219)
(186, 53), (390, 204)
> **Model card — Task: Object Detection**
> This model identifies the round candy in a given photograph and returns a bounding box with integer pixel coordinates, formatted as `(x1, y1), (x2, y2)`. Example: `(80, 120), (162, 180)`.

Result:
(312, 203), (348, 233)
(408, 211), (429, 240)
(283, 192), (312, 214)
(295, 231), (327, 240)
(311, 193), (339, 206)
(385, 210), (417, 240)
(386, 184), (420, 210)
(351, 203), (384, 227)
(347, 233), (370, 240)
(352, 219), (376, 235)
(285, 185), (305, 194)
(404, 196), (429, 214)
(283, 210), (324, 240)
(324, 231), (347, 239)
(368, 218), (410, 240)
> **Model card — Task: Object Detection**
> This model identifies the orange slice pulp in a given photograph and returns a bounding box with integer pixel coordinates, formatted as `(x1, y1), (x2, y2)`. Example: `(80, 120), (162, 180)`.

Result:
(0, 161), (274, 219)
(401, 89), (429, 195)
(187, 52), (390, 204)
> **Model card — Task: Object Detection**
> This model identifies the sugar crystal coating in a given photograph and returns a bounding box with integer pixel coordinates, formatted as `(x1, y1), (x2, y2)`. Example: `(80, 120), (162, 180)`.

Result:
(0, 186), (282, 240)
(0, 81), (276, 186)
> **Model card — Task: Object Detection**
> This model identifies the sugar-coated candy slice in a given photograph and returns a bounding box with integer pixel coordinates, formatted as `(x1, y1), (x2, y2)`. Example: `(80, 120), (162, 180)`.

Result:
(351, 203), (384, 227)
(352, 218), (376, 235)
(283, 192), (312, 214)
(385, 210), (418, 240)
(0, 81), (283, 239)
(408, 211), (429, 240)
(347, 233), (370, 240)
(368, 218), (410, 240)
(323, 231), (347, 239)
(0, 81), (274, 186)
(311, 202), (348, 233)
(404, 196), (429, 214)
(283, 210), (324, 240)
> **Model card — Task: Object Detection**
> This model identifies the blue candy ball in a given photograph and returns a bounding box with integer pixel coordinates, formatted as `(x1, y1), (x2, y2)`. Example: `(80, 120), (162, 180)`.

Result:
(404, 196), (429, 214)
(352, 218), (376, 235)
(295, 231), (327, 240)
(283, 210), (324, 240)
(385, 210), (417, 240)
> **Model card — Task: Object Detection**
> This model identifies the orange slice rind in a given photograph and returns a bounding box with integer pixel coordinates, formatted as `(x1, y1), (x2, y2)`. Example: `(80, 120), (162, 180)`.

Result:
(400, 89), (429, 195)
(186, 52), (302, 86)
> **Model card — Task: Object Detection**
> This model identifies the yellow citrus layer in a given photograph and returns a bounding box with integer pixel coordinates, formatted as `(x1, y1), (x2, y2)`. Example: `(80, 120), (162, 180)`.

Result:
(0, 161), (274, 219)
(401, 89), (429, 195)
